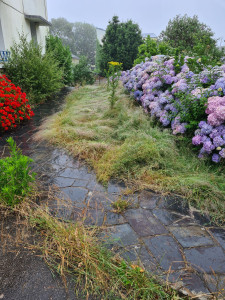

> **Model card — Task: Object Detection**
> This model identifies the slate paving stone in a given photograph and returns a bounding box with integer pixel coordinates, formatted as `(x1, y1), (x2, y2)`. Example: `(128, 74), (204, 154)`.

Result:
(53, 177), (75, 188)
(51, 151), (73, 166)
(137, 245), (158, 273)
(166, 271), (210, 294)
(117, 245), (157, 273)
(143, 235), (185, 271)
(171, 217), (197, 226)
(86, 191), (113, 210)
(101, 224), (139, 247)
(139, 190), (161, 209)
(152, 209), (182, 226)
(84, 209), (106, 226)
(60, 187), (88, 207)
(158, 195), (190, 215)
(209, 228), (225, 250)
(185, 246), (225, 274)
(169, 226), (214, 248)
(117, 245), (139, 262)
(203, 274), (225, 297)
(105, 211), (126, 226)
(59, 167), (93, 180)
(107, 181), (126, 195)
(72, 179), (88, 188)
(124, 208), (168, 237)
(180, 272), (210, 295)
(192, 211), (212, 226)
(86, 179), (105, 192)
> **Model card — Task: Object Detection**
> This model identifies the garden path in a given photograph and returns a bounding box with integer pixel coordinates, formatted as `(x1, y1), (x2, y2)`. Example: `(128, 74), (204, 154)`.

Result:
(0, 87), (225, 299)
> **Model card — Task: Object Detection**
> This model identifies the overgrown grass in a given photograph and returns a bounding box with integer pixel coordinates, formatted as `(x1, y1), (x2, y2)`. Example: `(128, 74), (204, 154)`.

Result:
(36, 83), (225, 224)
(0, 197), (182, 299)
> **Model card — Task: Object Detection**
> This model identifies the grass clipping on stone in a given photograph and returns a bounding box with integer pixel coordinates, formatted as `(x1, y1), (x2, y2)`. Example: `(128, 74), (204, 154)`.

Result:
(0, 199), (181, 300)
(36, 83), (225, 224)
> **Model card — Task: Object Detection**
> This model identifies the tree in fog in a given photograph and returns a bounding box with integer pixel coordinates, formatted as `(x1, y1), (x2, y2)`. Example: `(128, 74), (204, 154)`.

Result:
(50, 18), (97, 64)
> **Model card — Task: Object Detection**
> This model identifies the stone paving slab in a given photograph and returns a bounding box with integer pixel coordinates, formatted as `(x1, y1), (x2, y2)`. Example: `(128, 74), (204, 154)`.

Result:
(124, 208), (168, 237)
(169, 226), (214, 248)
(152, 209), (183, 226)
(167, 271), (210, 294)
(143, 235), (185, 271)
(101, 224), (139, 247)
(209, 228), (225, 250)
(185, 246), (225, 274)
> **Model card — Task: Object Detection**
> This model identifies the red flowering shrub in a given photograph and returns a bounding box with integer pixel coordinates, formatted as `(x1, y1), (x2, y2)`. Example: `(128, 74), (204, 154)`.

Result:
(0, 74), (34, 131)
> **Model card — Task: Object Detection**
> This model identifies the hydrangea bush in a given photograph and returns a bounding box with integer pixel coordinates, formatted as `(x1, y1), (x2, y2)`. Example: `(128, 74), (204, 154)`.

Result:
(0, 74), (34, 131)
(121, 55), (225, 162)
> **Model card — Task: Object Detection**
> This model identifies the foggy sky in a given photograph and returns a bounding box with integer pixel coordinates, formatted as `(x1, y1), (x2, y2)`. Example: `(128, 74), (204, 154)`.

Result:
(46, 0), (225, 46)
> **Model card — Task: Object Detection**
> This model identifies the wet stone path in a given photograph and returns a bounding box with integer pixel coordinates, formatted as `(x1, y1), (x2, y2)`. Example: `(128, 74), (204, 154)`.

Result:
(0, 88), (225, 299)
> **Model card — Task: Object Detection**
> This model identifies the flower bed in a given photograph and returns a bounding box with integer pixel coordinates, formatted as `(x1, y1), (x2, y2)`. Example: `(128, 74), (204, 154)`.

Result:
(0, 74), (34, 131)
(121, 56), (225, 162)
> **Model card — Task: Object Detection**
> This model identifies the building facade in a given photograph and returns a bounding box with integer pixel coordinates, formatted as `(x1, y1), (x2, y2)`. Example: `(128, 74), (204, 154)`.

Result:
(96, 27), (105, 45)
(142, 33), (157, 40)
(0, 0), (51, 64)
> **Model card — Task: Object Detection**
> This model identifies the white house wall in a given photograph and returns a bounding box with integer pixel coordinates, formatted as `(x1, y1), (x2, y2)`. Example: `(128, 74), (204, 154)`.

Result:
(0, 0), (49, 52)
(23, 0), (47, 17)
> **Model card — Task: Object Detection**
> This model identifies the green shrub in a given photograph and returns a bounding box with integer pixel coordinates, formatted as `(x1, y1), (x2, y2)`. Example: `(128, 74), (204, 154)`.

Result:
(73, 56), (95, 85)
(170, 92), (208, 132)
(0, 137), (36, 206)
(134, 36), (175, 65)
(4, 34), (63, 104)
(46, 35), (73, 85)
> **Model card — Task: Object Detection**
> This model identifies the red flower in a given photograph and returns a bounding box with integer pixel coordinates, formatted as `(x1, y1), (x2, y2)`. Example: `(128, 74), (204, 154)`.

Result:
(0, 74), (34, 132)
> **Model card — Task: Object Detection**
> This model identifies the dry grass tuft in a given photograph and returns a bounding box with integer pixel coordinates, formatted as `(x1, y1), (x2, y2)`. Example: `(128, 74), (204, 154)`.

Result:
(0, 186), (182, 299)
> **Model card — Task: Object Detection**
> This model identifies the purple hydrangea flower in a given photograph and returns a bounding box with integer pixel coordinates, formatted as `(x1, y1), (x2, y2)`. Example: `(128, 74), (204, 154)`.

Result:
(212, 153), (221, 163)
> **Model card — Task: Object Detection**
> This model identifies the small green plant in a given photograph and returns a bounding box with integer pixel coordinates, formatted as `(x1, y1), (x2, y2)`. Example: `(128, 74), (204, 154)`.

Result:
(107, 61), (122, 109)
(0, 137), (36, 206)
(72, 56), (95, 85)
(112, 196), (131, 213)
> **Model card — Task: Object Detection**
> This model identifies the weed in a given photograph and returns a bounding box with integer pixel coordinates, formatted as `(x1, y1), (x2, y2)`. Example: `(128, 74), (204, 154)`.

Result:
(0, 137), (36, 206)
(112, 197), (131, 213)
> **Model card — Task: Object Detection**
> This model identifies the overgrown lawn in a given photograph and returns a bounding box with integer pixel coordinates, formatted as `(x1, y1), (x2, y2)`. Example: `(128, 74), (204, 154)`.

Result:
(36, 83), (225, 224)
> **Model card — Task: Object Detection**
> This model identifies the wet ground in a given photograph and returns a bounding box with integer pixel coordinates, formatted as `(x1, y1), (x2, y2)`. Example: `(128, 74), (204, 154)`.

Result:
(0, 87), (225, 299)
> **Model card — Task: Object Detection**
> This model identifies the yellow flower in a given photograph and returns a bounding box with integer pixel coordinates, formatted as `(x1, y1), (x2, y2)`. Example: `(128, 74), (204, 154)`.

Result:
(197, 58), (201, 63)
(108, 61), (122, 66)
(217, 147), (222, 151)
(218, 87), (222, 92)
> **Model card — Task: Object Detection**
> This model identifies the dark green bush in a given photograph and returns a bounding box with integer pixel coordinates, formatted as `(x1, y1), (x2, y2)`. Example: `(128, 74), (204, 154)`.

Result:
(0, 137), (36, 206)
(73, 56), (95, 85)
(4, 34), (63, 104)
(46, 35), (73, 85)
